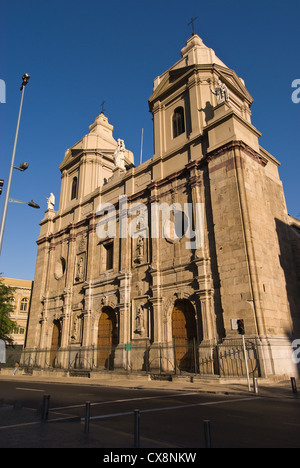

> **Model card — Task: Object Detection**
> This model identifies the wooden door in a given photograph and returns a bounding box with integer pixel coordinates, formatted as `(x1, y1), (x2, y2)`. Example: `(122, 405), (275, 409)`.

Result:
(97, 308), (117, 369)
(172, 301), (197, 371)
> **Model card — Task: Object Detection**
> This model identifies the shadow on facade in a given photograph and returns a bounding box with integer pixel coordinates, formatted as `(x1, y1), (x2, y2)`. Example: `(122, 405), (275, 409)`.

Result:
(275, 218), (300, 336)
(275, 217), (300, 377)
(201, 162), (226, 341)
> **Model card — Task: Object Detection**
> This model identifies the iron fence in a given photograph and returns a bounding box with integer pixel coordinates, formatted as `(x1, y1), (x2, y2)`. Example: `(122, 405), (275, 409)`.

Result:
(18, 337), (261, 378)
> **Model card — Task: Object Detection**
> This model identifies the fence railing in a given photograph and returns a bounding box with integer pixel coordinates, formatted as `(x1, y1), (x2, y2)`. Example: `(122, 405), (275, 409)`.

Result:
(18, 337), (261, 378)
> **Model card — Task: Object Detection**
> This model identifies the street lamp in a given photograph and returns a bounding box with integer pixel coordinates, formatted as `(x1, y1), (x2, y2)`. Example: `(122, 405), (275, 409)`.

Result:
(8, 198), (40, 209)
(0, 73), (33, 254)
(14, 162), (29, 172)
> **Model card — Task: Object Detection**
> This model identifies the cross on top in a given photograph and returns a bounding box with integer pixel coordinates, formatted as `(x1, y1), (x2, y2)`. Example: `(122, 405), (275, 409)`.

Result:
(100, 101), (105, 114)
(188, 17), (198, 34)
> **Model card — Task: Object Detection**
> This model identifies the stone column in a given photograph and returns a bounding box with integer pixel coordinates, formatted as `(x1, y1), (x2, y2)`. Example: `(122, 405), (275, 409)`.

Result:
(114, 271), (131, 370)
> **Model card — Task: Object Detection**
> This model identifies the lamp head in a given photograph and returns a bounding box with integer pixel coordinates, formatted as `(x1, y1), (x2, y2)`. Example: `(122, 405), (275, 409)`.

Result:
(20, 73), (30, 90)
(28, 200), (40, 209)
(19, 162), (29, 171)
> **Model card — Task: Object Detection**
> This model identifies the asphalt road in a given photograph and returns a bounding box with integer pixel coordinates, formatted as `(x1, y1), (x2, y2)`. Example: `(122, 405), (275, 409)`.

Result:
(0, 380), (299, 449)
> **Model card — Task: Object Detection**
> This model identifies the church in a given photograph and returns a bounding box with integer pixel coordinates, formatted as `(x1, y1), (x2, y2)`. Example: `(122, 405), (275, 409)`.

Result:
(23, 34), (300, 379)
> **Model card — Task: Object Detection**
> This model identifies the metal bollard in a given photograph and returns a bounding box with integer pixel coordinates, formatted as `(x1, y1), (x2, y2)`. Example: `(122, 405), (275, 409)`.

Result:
(291, 377), (298, 394)
(134, 409), (140, 448)
(84, 401), (91, 433)
(204, 420), (211, 448)
(253, 377), (258, 394)
(42, 395), (50, 420)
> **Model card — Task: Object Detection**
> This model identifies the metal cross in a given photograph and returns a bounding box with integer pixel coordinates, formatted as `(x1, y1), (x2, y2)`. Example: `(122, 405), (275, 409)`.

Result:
(188, 17), (198, 34)
(100, 100), (105, 114)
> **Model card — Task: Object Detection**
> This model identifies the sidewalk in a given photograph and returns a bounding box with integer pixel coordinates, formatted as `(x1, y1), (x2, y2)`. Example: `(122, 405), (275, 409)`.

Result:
(0, 368), (299, 398)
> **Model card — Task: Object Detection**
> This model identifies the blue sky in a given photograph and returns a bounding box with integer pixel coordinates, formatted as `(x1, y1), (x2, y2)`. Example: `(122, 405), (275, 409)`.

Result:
(0, 0), (299, 281)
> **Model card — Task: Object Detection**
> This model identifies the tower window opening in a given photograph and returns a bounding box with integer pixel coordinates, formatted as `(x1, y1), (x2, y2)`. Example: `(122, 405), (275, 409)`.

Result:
(172, 107), (185, 138)
(71, 176), (78, 200)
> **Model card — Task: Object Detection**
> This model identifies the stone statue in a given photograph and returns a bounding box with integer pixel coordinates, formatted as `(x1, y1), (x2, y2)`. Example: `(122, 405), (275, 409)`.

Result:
(46, 193), (55, 210)
(135, 305), (145, 334)
(70, 313), (82, 343)
(210, 79), (229, 104)
(136, 236), (144, 262)
(113, 138), (126, 170)
(75, 255), (84, 282)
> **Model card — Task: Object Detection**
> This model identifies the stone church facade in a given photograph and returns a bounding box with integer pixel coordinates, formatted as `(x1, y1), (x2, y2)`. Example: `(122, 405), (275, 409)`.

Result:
(23, 34), (300, 378)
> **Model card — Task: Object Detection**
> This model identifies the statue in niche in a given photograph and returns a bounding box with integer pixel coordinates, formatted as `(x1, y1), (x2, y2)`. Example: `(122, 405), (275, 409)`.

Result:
(209, 79), (229, 104)
(75, 255), (85, 283)
(113, 138), (126, 170)
(135, 304), (145, 335)
(46, 193), (55, 210)
(136, 236), (144, 263)
(70, 313), (82, 343)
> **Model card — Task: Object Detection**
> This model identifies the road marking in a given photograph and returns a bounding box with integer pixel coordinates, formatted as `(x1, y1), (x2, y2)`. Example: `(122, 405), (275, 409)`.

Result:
(0, 415), (80, 430)
(283, 422), (300, 427)
(0, 421), (41, 430)
(51, 391), (200, 411)
(16, 387), (44, 392)
(81, 396), (261, 421)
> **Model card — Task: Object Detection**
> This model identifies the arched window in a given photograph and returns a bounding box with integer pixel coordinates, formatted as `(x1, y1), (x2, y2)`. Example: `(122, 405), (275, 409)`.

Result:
(71, 176), (78, 200)
(172, 107), (185, 138)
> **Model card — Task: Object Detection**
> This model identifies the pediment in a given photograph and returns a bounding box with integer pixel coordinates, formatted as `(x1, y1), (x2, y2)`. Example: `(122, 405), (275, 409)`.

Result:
(59, 145), (83, 172)
(149, 66), (195, 104)
(216, 66), (253, 105)
(149, 63), (253, 108)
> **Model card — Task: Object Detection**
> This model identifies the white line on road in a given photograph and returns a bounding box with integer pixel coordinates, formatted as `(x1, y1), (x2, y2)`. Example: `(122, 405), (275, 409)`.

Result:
(81, 396), (262, 421)
(51, 391), (200, 411)
(16, 387), (45, 392)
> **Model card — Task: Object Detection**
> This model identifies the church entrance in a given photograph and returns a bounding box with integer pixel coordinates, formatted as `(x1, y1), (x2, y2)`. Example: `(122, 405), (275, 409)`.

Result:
(50, 321), (61, 368)
(172, 300), (198, 372)
(97, 307), (118, 369)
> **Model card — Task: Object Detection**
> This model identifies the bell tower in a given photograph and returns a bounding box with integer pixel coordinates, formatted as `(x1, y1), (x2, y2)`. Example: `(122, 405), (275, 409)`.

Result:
(58, 112), (134, 213)
(149, 34), (300, 377)
(148, 34), (255, 179)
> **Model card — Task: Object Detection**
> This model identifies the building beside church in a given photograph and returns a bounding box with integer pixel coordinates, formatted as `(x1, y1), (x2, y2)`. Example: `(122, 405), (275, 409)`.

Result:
(23, 34), (300, 379)
(3, 277), (33, 346)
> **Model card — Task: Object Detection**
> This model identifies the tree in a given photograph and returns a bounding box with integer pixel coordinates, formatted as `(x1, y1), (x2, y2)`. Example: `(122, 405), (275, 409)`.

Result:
(0, 275), (18, 343)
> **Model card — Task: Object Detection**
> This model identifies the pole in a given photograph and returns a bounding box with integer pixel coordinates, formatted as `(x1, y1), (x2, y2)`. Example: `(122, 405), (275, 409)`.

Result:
(134, 409), (140, 448)
(140, 128), (143, 165)
(84, 401), (91, 433)
(203, 420), (211, 448)
(0, 79), (28, 254)
(42, 394), (50, 420)
(253, 376), (258, 394)
(291, 377), (297, 394)
(242, 335), (251, 391)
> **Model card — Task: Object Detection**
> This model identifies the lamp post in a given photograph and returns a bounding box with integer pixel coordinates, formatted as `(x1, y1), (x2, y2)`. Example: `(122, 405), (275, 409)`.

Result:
(0, 74), (31, 254)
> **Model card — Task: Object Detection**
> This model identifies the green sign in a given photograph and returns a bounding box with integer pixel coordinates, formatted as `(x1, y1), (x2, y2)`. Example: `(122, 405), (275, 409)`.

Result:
(124, 343), (132, 351)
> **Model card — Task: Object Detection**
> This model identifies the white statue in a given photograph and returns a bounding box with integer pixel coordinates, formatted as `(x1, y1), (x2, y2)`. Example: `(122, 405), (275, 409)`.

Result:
(210, 79), (229, 104)
(113, 138), (126, 170)
(46, 193), (55, 210)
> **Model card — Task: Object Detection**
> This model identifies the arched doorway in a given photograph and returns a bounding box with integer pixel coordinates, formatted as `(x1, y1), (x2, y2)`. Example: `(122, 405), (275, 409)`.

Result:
(97, 307), (118, 369)
(50, 320), (61, 368)
(172, 300), (197, 372)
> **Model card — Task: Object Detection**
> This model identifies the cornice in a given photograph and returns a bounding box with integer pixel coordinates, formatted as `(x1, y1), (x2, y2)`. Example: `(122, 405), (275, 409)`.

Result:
(36, 139), (269, 245)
